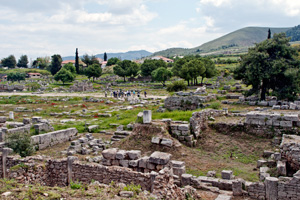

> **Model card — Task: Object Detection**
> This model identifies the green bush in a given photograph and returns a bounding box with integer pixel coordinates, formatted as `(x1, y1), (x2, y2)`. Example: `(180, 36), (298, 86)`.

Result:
(6, 132), (35, 157)
(209, 102), (221, 109)
(166, 80), (187, 92)
(123, 183), (141, 195)
(25, 82), (41, 91)
(70, 180), (83, 190)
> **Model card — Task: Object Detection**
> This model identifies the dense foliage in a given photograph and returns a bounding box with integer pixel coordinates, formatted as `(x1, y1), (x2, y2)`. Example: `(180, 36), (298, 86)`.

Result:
(234, 33), (300, 101)
(151, 67), (172, 86)
(141, 59), (166, 77)
(84, 63), (102, 81)
(166, 80), (187, 92)
(54, 68), (75, 84)
(17, 55), (29, 68)
(286, 25), (300, 42)
(6, 132), (35, 157)
(50, 54), (62, 75)
(7, 72), (25, 82)
(113, 60), (139, 82)
(1, 55), (16, 68)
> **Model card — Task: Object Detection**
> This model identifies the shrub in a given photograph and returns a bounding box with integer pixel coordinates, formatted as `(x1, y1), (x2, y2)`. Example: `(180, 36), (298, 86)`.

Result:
(167, 80), (187, 92)
(123, 183), (141, 195)
(6, 132), (35, 157)
(70, 180), (83, 190)
(209, 102), (221, 109)
(25, 82), (41, 91)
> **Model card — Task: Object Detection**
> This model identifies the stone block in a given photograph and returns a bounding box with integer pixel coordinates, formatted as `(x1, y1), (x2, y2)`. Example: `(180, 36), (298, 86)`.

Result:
(181, 174), (193, 186)
(289, 103), (297, 110)
(283, 114), (299, 121)
(221, 170), (233, 180)
(265, 177), (278, 200)
(173, 166), (186, 177)
(277, 161), (286, 176)
(143, 110), (152, 124)
(281, 105), (289, 110)
(258, 101), (268, 106)
(178, 124), (189, 131)
(232, 179), (243, 196)
(272, 105), (281, 110)
(149, 151), (171, 165)
(119, 191), (134, 198)
(116, 150), (127, 160)
(257, 160), (267, 168)
(102, 159), (111, 166)
(88, 125), (99, 132)
(151, 137), (160, 144)
(280, 121), (292, 128)
(119, 160), (129, 168)
(0, 116), (6, 123)
(138, 156), (149, 168)
(207, 171), (216, 177)
(160, 138), (173, 147)
(171, 160), (185, 168)
(263, 150), (274, 158)
(111, 159), (119, 166)
(23, 118), (30, 124)
(128, 160), (138, 167)
(146, 162), (156, 170)
(127, 150), (141, 160)
(102, 148), (118, 160)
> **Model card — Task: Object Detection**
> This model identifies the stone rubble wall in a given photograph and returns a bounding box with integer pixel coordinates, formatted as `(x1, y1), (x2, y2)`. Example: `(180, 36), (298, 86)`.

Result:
(31, 128), (78, 150)
(246, 182), (266, 199)
(69, 81), (94, 92)
(164, 94), (217, 111)
(72, 162), (152, 191)
(210, 122), (299, 138)
(280, 134), (300, 171)
(0, 84), (25, 92)
(0, 154), (182, 194)
(189, 109), (224, 138)
(277, 175), (300, 200)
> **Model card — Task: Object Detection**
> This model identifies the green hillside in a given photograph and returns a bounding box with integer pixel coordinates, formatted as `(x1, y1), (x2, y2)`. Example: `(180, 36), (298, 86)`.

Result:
(152, 26), (291, 57)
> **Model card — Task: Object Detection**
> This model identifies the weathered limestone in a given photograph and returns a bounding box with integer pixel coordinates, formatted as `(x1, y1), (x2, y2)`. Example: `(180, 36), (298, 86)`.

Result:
(280, 134), (300, 171)
(31, 128), (78, 150)
(265, 177), (278, 200)
(149, 151), (171, 165)
(221, 170), (233, 180)
(9, 112), (14, 120)
(143, 110), (152, 124)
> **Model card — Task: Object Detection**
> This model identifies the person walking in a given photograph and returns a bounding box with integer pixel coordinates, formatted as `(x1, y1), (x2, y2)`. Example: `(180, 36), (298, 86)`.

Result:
(144, 91), (147, 98)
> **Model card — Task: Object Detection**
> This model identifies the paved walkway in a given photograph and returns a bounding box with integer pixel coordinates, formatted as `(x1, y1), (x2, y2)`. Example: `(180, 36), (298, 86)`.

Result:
(0, 92), (168, 99)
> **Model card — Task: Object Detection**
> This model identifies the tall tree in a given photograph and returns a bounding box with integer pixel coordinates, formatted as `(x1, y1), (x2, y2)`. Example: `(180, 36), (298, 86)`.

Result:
(113, 60), (139, 82)
(54, 68), (75, 85)
(7, 72), (25, 82)
(234, 33), (300, 101)
(104, 52), (107, 61)
(75, 48), (79, 74)
(50, 54), (62, 75)
(141, 59), (166, 77)
(200, 58), (216, 84)
(84, 64), (102, 82)
(268, 28), (271, 39)
(17, 55), (29, 68)
(151, 67), (172, 86)
(82, 54), (99, 66)
(1, 55), (16, 68)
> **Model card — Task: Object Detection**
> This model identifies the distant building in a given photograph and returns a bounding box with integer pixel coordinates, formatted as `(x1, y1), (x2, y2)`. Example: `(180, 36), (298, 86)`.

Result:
(101, 61), (107, 69)
(27, 73), (41, 79)
(150, 56), (174, 63)
(61, 60), (87, 68)
(0, 74), (7, 82)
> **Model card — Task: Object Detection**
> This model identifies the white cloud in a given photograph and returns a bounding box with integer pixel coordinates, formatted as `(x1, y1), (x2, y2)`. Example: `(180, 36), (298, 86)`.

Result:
(200, 0), (231, 7)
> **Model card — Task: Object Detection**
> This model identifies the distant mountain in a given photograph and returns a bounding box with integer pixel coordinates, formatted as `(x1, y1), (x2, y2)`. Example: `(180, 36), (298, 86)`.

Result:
(62, 50), (152, 61)
(152, 26), (292, 57)
(286, 25), (300, 42)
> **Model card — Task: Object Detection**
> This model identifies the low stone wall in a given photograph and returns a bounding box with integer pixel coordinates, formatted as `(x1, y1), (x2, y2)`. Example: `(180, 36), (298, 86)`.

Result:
(246, 182), (266, 199)
(69, 81), (94, 92)
(0, 84), (25, 92)
(31, 128), (78, 150)
(190, 109), (224, 138)
(34, 123), (54, 134)
(164, 94), (216, 111)
(210, 122), (299, 138)
(278, 175), (300, 200)
(72, 162), (152, 190)
(245, 111), (300, 128)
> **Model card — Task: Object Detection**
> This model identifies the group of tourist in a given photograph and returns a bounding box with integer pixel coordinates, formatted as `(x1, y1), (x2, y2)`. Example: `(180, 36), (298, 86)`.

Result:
(104, 90), (147, 98)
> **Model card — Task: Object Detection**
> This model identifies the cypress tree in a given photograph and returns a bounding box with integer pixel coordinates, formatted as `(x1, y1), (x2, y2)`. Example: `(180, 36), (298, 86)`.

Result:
(268, 28), (271, 39)
(75, 48), (79, 74)
(104, 52), (107, 61)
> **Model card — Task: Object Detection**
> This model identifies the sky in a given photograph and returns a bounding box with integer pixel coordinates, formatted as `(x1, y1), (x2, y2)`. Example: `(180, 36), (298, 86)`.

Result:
(1, 0), (300, 60)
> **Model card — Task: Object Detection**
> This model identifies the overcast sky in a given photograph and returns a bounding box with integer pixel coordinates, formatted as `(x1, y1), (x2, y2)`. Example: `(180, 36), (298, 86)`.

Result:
(1, 0), (300, 60)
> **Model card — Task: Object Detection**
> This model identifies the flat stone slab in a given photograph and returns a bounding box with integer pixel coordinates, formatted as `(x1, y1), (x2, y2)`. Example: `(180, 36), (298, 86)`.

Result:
(149, 151), (171, 165)
(102, 148), (118, 160)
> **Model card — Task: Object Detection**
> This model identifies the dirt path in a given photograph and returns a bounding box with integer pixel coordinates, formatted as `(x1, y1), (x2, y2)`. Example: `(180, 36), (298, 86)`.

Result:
(0, 92), (168, 99)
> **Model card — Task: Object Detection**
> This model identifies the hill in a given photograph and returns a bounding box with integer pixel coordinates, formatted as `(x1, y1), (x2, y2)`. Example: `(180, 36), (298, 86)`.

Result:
(152, 26), (291, 57)
(62, 50), (152, 61)
(286, 25), (300, 42)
